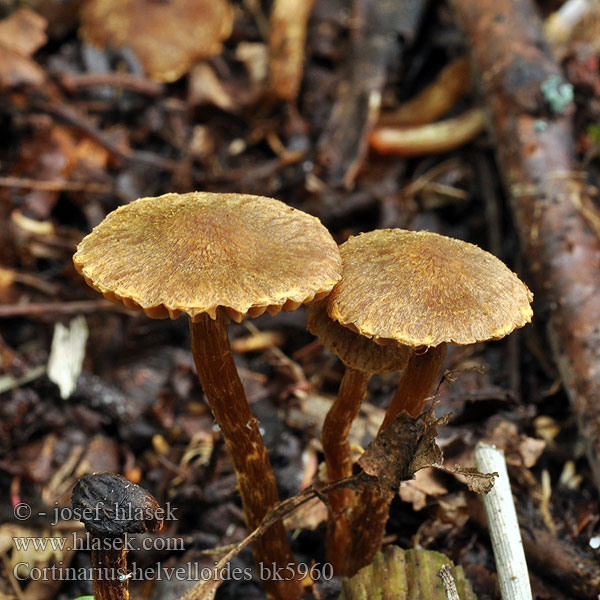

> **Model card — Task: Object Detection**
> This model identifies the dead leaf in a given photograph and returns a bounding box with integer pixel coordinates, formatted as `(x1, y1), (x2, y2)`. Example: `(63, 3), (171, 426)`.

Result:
(0, 8), (47, 55)
(358, 411), (426, 488)
(188, 63), (237, 112)
(399, 468), (448, 511)
(435, 492), (470, 527)
(0, 8), (47, 89)
(436, 464), (497, 494)
(486, 421), (546, 468)
(441, 419), (545, 490)
(358, 410), (451, 492)
(518, 435), (546, 468)
(283, 496), (328, 531)
(80, 0), (234, 82)
(409, 412), (451, 473)
(286, 390), (384, 448)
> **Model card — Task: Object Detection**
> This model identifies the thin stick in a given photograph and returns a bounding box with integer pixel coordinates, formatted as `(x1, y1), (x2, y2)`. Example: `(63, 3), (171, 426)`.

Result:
(60, 72), (164, 96)
(474, 443), (533, 600)
(0, 300), (130, 318)
(0, 176), (111, 194)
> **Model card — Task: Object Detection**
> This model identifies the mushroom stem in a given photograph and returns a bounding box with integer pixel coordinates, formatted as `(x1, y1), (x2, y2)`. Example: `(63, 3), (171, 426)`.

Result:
(71, 473), (163, 600)
(189, 311), (302, 600)
(381, 343), (447, 425)
(321, 367), (371, 573)
(91, 547), (128, 600)
(343, 344), (447, 575)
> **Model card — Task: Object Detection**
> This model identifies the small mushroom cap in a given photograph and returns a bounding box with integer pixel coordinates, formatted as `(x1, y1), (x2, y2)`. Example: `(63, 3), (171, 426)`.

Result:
(306, 299), (412, 373)
(72, 473), (163, 536)
(74, 192), (342, 323)
(328, 229), (533, 347)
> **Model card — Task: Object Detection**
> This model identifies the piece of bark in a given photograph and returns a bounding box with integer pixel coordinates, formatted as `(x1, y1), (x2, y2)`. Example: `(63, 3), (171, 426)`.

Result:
(449, 0), (600, 492)
(317, 0), (429, 187)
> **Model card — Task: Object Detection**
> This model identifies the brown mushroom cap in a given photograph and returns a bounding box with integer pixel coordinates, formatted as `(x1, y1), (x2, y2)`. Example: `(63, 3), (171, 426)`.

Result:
(306, 299), (412, 373)
(80, 0), (233, 83)
(328, 229), (533, 347)
(73, 192), (342, 322)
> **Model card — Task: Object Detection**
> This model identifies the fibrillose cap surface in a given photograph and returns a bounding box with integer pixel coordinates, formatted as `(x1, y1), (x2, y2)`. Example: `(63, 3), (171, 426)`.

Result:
(306, 299), (412, 374)
(328, 229), (533, 347)
(73, 192), (342, 322)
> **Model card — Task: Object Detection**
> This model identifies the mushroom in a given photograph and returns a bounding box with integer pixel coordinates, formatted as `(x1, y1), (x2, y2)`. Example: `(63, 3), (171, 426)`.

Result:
(322, 229), (533, 574)
(305, 298), (412, 572)
(72, 472), (163, 600)
(73, 192), (342, 600)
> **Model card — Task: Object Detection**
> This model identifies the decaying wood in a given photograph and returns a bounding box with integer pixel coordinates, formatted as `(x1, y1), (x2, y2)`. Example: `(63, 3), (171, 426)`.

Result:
(449, 0), (600, 493)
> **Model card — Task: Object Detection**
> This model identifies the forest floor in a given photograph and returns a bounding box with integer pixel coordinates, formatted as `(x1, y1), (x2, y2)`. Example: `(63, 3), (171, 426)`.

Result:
(1, 1), (599, 599)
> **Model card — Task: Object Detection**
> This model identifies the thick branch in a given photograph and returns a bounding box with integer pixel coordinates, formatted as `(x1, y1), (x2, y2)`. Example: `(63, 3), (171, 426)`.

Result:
(449, 0), (600, 492)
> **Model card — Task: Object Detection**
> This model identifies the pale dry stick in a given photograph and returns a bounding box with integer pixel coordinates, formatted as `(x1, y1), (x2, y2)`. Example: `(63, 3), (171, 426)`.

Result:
(475, 443), (533, 600)
(439, 564), (460, 600)
(544, 0), (597, 53)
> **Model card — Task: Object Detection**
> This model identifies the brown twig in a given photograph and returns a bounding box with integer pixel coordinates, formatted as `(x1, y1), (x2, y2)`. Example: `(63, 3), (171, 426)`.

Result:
(29, 99), (180, 171)
(0, 175), (111, 194)
(268, 0), (316, 102)
(0, 300), (131, 318)
(59, 72), (164, 96)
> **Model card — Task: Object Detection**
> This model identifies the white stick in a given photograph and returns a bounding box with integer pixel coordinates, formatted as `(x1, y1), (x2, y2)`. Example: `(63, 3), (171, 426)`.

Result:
(475, 442), (533, 600)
